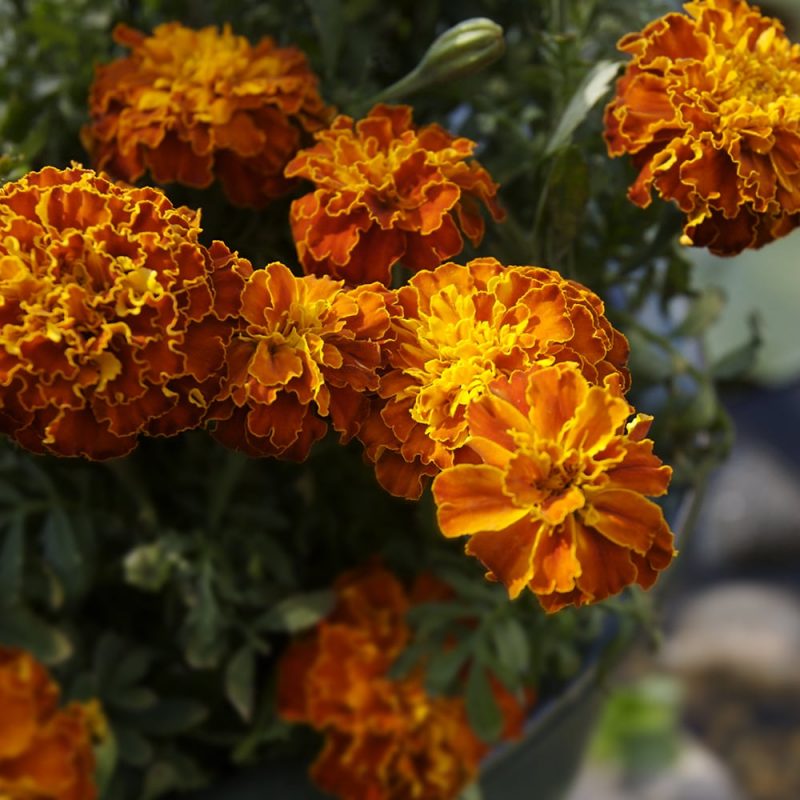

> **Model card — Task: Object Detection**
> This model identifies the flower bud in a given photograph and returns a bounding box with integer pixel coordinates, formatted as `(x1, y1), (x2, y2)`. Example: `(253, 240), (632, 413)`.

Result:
(416, 18), (505, 84)
(375, 18), (504, 101)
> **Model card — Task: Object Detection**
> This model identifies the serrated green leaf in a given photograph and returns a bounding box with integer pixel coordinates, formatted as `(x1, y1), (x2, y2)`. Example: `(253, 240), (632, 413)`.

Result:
(465, 664), (504, 743)
(225, 645), (256, 722)
(259, 590), (334, 633)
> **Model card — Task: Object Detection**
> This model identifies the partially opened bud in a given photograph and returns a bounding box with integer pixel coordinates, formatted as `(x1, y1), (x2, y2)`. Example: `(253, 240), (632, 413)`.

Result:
(375, 18), (505, 101)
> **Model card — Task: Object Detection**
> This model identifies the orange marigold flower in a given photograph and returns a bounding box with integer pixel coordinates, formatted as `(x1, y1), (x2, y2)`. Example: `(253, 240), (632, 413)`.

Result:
(0, 648), (103, 800)
(432, 363), (675, 612)
(286, 104), (505, 285)
(604, 0), (800, 255)
(359, 257), (630, 499)
(0, 165), (251, 459)
(277, 564), (527, 800)
(208, 262), (393, 460)
(82, 23), (333, 207)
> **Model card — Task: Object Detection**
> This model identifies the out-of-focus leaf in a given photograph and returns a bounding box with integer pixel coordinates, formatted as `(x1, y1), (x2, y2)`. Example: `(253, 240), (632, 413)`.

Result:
(465, 664), (504, 743)
(711, 315), (762, 380)
(258, 590), (334, 633)
(546, 60), (621, 155)
(114, 725), (154, 768)
(305, 0), (344, 80)
(41, 508), (83, 600)
(491, 616), (530, 675)
(675, 286), (726, 337)
(0, 605), (72, 664)
(225, 645), (256, 722)
(130, 698), (208, 737)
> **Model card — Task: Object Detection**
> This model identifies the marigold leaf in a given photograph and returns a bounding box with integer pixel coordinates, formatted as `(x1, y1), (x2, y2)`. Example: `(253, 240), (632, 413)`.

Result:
(546, 59), (621, 155)
(491, 616), (530, 676)
(424, 640), (473, 695)
(40, 508), (83, 600)
(130, 698), (208, 736)
(114, 725), (154, 767)
(226, 645), (256, 722)
(259, 589), (335, 633)
(465, 664), (504, 743)
(0, 604), (72, 664)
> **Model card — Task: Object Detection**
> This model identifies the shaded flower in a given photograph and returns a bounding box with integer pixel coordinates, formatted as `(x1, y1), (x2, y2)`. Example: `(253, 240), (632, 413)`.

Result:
(0, 648), (104, 800)
(359, 257), (630, 499)
(208, 262), (393, 460)
(433, 363), (675, 612)
(277, 564), (527, 800)
(83, 23), (333, 207)
(0, 165), (251, 459)
(286, 104), (505, 285)
(604, 0), (800, 255)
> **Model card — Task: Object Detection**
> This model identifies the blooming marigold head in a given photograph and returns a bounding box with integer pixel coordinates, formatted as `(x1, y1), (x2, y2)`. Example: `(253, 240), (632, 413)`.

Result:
(208, 262), (393, 460)
(0, 165), (251, 459)
(604, 0), (800, 255)
(82, 23), (334, 207)
(277, 564), (526, 800)
(0, 648), (103, 800)
(359, 257), (630, 499)
(286, 104), (505, 285)
(432, 363), (675, 612)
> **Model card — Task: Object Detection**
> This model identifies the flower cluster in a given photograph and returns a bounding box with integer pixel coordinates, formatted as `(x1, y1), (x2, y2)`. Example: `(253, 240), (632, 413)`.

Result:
(208, 262), (393, 460)
(0, 648), (104, 800)
(82, 22), (333, 207)
(604, 0), (800, 255)
(277, 564), (527, 800)
(433, 364), (675, 611)
(359, 257), (630, 499)
(286, 104), (505, 285)
(0, 165), (250, 459)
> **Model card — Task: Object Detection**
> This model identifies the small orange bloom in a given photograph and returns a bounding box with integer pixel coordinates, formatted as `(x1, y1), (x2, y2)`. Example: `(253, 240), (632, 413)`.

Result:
(277, 565), (528, 800)
(83, 23), (333, 207)
(433, 363), (675, 612)
(0, 165), (251, 459)
(209, 262), (393, 460)
(286, 104), (505, 285)
(604, 0), (800, 255)
(359, 257), (630, 499)
(0, 648), (102, 800)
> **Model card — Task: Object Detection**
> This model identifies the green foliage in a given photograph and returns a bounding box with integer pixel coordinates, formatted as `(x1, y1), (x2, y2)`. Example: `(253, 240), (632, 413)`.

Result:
(0, 0), (735, 797)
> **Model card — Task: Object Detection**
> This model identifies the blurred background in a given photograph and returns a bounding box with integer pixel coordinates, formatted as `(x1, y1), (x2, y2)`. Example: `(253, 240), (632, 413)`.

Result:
(566, 191), (800, 799)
